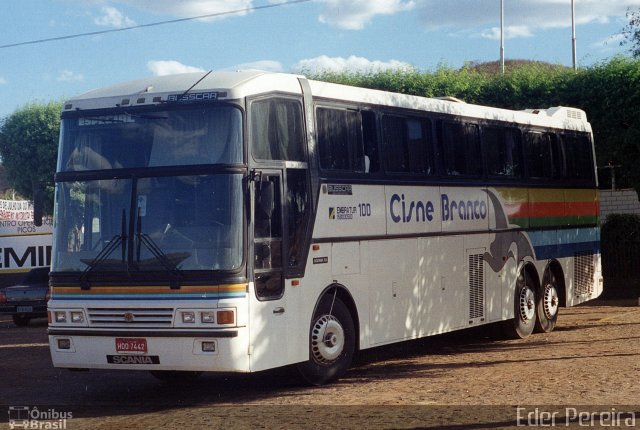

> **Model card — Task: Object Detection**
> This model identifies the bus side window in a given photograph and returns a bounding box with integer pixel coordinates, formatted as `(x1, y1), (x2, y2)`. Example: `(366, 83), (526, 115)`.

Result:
(484, 126), (523, 178)
(285, 169), (309, 270)
(362, 110), (378, 173)
(562, 133), (594, 183)
(251, 98), (305, 162)
(382, 115), (433, 175)
(525, 131), (562, 179)
(254, 175), (283, 300)
(317, 107), (365, 172)
(440, 121), (482, 176)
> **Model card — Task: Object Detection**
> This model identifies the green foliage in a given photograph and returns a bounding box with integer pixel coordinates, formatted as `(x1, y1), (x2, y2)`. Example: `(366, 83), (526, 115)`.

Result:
(0, 101), (62, 213)
(621, 8), (640, 58)
(308, 57), (640, 194)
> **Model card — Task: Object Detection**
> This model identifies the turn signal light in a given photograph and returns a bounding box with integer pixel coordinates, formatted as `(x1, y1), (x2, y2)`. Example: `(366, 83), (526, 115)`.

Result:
(216, 310), (235, 325)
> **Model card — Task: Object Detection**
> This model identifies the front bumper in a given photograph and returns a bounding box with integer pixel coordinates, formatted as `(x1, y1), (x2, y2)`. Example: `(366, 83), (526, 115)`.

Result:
(48, 327), (250, 372)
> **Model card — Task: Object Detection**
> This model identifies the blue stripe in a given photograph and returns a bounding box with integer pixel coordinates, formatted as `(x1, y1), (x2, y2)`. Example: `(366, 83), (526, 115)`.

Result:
(528, 227), (600, 248)
(534, 241), (600, 260)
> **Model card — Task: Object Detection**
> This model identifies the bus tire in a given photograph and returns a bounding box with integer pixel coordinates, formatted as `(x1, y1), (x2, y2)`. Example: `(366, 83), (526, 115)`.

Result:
(535, 272), (560, 333)
(505, 271), (537, 339)
(297, 296), (355, 386)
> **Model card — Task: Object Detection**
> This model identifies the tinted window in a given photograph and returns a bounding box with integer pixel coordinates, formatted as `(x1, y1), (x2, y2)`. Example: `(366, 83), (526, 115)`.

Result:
(59, 107), (243, 171)
(317, 108), (364, 172)
(441, 122), (481, 176)
(251, 98), (305, 161)
(562, 134), (594, 182)
(382, 115), (433, 174)
(525, 132), (562, 179)
(484, 127), (522, 178)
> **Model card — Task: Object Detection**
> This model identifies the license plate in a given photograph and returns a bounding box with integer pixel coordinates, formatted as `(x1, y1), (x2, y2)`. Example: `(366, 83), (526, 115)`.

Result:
(16, 306), (33, 313)
(115, 337), (147, 354)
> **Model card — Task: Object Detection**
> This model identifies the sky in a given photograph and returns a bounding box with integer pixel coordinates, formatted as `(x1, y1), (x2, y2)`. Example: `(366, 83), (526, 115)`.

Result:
(0, 0), (639, 118)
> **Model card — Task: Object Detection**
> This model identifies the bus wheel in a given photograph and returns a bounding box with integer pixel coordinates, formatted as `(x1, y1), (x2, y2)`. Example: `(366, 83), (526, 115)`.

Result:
(505, 272), (536, 339)
(297, 296), (355, 386)
(149, 371), (202, 383)
(535, 273), (559, 333)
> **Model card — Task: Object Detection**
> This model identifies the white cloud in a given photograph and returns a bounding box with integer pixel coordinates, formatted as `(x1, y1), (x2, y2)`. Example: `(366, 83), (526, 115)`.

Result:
(293, 55), (414, 74)
(591, 33), (626, 52)
(0, 77), (6, 85)
(94, 6), (135, 28)
(117, 0), (253, 20)
(147, 60), (205, 76)
(479, 25), (533, 40)
(319, 0), (415, 30)
(57, 70), (85, 82)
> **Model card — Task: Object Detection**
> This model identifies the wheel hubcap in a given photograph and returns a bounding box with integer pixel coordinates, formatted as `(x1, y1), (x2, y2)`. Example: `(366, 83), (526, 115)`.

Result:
(311, 315), (345, 364)
(543, 283), (559, 319)
(519, 285), (536, 322)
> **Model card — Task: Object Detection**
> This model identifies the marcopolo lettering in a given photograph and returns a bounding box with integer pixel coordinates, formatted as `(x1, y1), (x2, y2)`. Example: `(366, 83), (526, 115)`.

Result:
(441, 194), (487, 222)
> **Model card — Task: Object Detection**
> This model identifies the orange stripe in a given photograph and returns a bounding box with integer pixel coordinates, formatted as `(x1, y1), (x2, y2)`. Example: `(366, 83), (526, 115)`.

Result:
(505, 201), (598, 219)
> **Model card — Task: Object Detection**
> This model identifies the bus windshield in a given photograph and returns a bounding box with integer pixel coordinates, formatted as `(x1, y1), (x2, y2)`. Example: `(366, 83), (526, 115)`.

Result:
(53, 105), (245, 278)
(53, 174), (244, 274)
(58, 106), (242, 171)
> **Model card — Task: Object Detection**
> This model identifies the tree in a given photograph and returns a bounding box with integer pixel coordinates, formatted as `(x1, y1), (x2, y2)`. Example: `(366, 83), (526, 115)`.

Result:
(0, 101), (62, 213)
(621, 8), (640, 58)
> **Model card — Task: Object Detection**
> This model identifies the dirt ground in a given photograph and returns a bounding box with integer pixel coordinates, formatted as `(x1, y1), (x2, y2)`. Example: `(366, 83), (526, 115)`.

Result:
(1, 298), (639, 429)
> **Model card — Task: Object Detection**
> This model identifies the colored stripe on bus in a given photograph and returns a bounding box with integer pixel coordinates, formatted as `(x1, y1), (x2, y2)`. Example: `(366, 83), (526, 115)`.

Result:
(528, 228), (600, 260)
(51, 283), (247, 300)
(496, 188), (599, 229)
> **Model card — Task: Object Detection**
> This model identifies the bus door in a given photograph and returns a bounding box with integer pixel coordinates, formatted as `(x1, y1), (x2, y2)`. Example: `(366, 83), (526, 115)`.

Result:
(249, 170), (289, 370)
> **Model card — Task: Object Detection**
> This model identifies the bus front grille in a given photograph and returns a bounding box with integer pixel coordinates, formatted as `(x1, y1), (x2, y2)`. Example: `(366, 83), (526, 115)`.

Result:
(87, 308), (174, 327)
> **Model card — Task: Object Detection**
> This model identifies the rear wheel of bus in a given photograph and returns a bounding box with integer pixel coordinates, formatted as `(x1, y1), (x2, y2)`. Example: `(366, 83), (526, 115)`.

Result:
(297, 295), (355, 386)
(505, 270), (537, 339)
(535, 271), (560, 333)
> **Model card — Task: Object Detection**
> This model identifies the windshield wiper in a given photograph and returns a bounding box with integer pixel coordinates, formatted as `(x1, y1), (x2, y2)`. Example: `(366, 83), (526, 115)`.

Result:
(135, 213), (183, 290)
(79, 210), (127, 290)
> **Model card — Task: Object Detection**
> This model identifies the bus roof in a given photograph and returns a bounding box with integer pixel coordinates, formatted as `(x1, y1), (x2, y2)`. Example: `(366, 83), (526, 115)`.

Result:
(63, 70), (591, 132)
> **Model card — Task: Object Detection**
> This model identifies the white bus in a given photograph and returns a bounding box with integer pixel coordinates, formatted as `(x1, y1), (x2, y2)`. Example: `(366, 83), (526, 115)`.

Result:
(48, 71), (602, 384)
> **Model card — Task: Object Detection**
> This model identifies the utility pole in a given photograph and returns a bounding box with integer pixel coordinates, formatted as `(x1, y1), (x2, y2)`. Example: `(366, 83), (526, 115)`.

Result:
(571, 0), (577, 71)
(500, 0), (505, 75)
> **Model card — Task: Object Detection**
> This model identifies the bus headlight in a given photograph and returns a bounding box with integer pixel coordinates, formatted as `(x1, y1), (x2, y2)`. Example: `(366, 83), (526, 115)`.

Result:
(201, 311), (216, 323)
(181, 311), (196, 323)
(54, 311), (67, 323)
(70, 311), (85, 323)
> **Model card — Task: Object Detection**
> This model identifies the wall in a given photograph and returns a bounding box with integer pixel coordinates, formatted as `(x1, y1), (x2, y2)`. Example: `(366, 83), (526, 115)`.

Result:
(599, 188), (640, 221)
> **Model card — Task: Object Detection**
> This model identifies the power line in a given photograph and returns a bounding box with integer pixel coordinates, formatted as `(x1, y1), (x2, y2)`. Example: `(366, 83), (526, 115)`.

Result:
(0, 0), (312, 50)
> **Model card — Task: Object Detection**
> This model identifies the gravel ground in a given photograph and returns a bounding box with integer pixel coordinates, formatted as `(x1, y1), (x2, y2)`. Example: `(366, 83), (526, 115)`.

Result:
(1, 298), (639, 429)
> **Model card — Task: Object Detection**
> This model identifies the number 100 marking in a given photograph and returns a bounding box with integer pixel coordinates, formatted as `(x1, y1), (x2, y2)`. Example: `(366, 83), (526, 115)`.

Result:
(358, 203), (372, 217)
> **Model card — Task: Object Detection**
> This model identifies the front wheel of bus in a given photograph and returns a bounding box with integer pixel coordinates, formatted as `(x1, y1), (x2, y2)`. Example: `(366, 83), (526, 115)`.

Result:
(535, 272), (559, 333)
(297, 296), (355, 386)
(505, 271), (537, 339)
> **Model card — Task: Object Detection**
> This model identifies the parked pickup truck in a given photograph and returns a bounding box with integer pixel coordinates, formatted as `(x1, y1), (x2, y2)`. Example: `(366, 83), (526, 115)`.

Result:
(0, 267), (50, 326)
